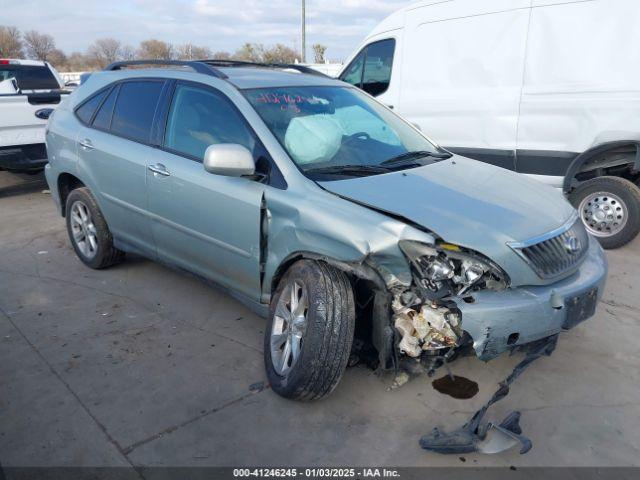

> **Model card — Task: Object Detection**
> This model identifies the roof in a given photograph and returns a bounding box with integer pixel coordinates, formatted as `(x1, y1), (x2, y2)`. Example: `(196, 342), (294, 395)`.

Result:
(217, 66), (343, 89)
(103, 60), (344, 90)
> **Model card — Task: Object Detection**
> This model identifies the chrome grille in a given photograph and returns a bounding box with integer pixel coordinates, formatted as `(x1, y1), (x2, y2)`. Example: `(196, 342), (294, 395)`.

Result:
(509, 215), (589, 278)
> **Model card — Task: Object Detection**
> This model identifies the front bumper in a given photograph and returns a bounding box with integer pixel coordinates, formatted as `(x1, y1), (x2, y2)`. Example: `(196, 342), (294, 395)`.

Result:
(457, 238), (607, 360)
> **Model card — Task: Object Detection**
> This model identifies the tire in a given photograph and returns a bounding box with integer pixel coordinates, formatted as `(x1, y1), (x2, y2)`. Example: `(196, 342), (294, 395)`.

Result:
(569, 176), (640, 249)
(65, 187), (124, 269)
(264, 260), (355, 401)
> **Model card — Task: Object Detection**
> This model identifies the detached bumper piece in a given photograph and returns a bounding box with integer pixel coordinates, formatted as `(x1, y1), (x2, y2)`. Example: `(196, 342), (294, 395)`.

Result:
(419, 334), (558, 455)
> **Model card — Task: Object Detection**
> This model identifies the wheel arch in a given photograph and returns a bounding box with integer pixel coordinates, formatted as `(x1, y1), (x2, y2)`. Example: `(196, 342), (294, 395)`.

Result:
(563, 139), (640, 192)
(269, 251), (396, 370)
(56, 172), (86, 217)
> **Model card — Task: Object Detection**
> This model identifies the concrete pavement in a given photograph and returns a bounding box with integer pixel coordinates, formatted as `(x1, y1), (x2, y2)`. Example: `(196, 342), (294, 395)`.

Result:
(1, 173), (639, 469)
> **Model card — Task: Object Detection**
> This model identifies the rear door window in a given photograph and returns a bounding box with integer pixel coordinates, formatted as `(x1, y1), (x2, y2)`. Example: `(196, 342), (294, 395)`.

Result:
(75, 89), (109, 124)
(111, 81), (164, 144)
(92, 85), (119, 130)
(0, 65), (59, 90)
(340, 39), (395, 97)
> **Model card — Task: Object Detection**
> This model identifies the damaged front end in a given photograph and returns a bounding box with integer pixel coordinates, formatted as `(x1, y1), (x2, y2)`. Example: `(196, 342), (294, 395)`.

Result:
(390, 240), (509, 367)
(379, 240), (561, 456)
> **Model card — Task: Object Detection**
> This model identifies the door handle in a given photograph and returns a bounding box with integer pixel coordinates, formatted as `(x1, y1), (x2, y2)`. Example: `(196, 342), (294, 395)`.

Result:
(148, 163), (171, 177)
(79, 139), (94, 150)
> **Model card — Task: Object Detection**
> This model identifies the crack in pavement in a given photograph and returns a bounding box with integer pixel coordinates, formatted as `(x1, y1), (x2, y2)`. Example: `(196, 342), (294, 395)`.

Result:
(0, 267), (263, 354)
(0, 306), (145, 478)
(601, 298), (637, 312)
(121, 387), (268, 455)
(1, 266), (268, 462)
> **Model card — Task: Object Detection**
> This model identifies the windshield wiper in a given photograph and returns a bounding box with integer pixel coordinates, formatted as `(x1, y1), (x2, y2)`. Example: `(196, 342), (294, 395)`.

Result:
(381, 150), (452, 166)
(304, 164), (392, 177)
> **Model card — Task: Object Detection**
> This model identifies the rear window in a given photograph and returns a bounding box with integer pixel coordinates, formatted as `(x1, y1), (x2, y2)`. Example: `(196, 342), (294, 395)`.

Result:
(92, 86), (119, 130)
(76, 89), (109, 124)
(110, 81), (164, 143)
(0, 65), (59, 90)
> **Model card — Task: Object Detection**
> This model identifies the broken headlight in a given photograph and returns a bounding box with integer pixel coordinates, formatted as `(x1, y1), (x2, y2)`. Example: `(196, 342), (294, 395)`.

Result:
(399, 240), (508, 297)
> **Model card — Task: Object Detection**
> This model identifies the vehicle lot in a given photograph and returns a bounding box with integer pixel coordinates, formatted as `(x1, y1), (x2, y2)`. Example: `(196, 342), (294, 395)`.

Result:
(1, 171), (640, 468)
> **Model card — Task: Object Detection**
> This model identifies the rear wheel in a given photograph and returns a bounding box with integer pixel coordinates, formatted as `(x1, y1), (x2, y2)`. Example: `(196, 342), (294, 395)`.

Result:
(65, 187), (124, 268)
(264, 260), (355, 401)
(569, 176), (640, 249)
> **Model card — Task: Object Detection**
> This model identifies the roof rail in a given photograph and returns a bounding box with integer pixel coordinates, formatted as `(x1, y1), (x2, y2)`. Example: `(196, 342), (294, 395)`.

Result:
(199, 59), (330, 78)
(103, 60), (228, 79)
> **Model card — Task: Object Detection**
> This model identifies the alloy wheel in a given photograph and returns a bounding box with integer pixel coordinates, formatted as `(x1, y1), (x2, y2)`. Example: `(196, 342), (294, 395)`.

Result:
(70, 200), (98, 259)
(270, 281), (309, 376)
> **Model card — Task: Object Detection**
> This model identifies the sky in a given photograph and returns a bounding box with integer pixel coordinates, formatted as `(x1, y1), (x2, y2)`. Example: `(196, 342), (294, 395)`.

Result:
(4, 0), (412, 62)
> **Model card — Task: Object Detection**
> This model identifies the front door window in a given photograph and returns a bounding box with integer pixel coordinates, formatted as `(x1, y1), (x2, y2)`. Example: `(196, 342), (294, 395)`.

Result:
(340, 39), (396, 97)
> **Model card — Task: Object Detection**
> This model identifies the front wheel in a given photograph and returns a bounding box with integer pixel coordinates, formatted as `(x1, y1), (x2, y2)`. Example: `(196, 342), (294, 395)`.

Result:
(264, 260), (355, 401)
(569, 176), (640, 249)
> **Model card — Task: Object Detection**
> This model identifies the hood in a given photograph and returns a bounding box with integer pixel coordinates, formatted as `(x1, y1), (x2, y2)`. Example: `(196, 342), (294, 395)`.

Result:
(319, 156), (576, 282)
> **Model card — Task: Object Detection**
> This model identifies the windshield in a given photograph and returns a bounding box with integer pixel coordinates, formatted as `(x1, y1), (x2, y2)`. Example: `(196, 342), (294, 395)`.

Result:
(243, 86), (444, 179)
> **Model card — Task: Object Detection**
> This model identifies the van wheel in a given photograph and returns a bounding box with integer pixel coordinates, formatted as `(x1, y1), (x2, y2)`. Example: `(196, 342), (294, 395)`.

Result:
(65, 187), (124, 268)
(569, 176), (640, 249)
(265, 260), (355, 401)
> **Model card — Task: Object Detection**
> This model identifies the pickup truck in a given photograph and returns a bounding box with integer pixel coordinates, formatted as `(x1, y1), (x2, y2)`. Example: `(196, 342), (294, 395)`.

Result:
(0, 59), (69, 173)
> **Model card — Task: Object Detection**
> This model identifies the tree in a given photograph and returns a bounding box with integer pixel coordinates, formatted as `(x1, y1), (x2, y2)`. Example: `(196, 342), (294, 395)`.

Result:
(65, 52), (90, 71)
(263, 44), (299, 64)
(176, 43), (212, 60)
(0, 26), (23, 58)
(47, 49), (67, 69)
(312, 44), (327, 64)
(23, 30), (56, 61)
(137, 39), (173, 60)
(233, 43), (265, 62)
(212, 50), (231, 60)
(87, 38), (121, 68)
(120, 45), (136, 61)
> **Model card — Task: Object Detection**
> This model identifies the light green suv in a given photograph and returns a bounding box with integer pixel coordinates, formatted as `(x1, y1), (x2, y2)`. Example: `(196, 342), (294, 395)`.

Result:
(45, 60), (607, 402)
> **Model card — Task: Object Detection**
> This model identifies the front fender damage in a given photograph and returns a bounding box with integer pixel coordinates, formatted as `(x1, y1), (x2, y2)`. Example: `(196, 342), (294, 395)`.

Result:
(261, 190), (557, 456)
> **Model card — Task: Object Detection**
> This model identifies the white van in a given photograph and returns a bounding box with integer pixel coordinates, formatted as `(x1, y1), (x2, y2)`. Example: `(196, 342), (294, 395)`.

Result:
(339, 0), (640, 248)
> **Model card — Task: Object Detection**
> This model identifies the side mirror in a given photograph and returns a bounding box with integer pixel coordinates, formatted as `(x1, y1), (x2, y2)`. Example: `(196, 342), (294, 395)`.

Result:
(203, 144), (255, 177)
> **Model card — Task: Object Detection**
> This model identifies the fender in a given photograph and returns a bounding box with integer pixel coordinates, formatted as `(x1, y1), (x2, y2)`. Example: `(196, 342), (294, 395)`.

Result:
(563, 139), (640, 192)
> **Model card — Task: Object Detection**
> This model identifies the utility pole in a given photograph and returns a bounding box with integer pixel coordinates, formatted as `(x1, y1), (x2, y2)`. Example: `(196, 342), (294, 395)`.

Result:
(301, 0), (306, 63)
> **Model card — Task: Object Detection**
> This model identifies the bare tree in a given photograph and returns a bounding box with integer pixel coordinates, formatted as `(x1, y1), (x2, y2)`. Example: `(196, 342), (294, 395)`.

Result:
(176, 43), (212, 60)
(233, 43), (265, 62)
(263, 44), (299, 64)
(120, 45), (136, 61)
(65, 52), (90, 71)
(87, 38), (121, 68)
(137, 39), (174, 60)
(47, 48), (67, 69)
(0, 26), (23, 58)
(212, 50), (231, 60)
(312, 44), (327, 64)
(23, 30), (56, 61)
